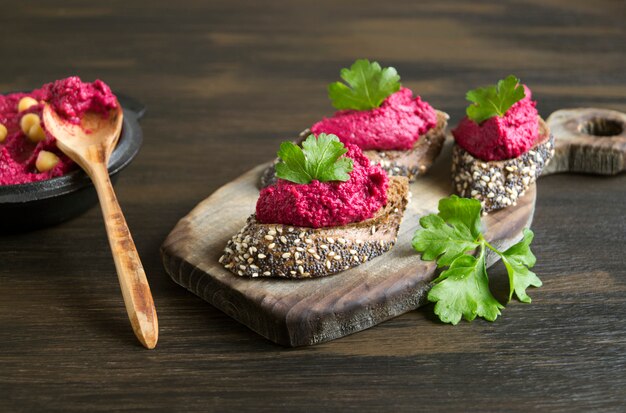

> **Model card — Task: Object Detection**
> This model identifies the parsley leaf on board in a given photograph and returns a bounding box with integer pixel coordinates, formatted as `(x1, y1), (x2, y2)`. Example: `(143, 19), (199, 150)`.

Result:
(437, 195), (483, 239)
(275, 134), (354, 184)
(412, 214), (479, 267)
(412, 195), (541, 324)
(328, 59), (401, 111)
(429, 253), (504, 325)
(465, 75), (526, 124)
(500, 228), (542, 303)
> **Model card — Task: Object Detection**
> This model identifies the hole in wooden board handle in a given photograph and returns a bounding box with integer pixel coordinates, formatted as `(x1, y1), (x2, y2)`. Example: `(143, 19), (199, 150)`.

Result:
(542, 108), (626, 176)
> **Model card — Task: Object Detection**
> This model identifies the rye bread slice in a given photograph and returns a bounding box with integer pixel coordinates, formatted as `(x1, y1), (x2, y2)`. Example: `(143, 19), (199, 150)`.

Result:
(451, 116), (554, 213)
(259, 110), (449, 188)
(220, 176), (410, 279)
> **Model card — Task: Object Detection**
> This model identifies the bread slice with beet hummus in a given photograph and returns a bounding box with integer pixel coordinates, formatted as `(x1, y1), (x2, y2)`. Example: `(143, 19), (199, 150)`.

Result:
(452, 117), (553, 212)
(222, 136), (410, 279)
(362, 110), (448, 180)
(451, 77), (555, 213)
(220, 176), (409, 279)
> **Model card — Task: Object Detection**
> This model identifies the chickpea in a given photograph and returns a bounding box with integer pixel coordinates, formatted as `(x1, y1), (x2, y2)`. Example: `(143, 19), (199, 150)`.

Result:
(20, 113), (40, 134)
(0, 124), (7, 142)
(28, 123), (47, 142)
(18, 96), (39, 112)
(35, 151), (60, 172)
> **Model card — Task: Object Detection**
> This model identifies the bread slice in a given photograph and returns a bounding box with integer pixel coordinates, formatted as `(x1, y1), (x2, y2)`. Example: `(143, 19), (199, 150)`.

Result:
(259, 110), (448, 188)
(220, 176), (409, 279)
(451, 117), (554, 213)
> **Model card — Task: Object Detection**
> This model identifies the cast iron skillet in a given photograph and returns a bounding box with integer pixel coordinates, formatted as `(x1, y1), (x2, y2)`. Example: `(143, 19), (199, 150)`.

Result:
(0, 93), (146, 232)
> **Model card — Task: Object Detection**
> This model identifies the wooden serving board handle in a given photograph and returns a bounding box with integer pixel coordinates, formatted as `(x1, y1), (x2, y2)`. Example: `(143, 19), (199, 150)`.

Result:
(543, 108), (626, 176)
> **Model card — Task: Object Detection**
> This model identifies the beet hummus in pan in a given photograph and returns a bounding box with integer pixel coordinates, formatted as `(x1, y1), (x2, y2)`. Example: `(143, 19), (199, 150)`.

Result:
(0, 76), (117, 186)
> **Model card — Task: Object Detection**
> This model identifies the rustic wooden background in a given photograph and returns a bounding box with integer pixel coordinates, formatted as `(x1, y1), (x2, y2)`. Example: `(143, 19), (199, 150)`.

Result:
(1, 0), (624, 411)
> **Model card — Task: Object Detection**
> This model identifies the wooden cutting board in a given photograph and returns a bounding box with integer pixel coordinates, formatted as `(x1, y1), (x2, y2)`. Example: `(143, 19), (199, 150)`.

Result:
(161, 141), (536, 346)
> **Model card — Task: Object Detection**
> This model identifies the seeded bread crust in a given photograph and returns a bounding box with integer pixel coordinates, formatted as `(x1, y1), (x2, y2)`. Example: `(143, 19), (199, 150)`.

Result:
(259, 111), (449, 188)
(451, 117), (554, 213)
(220, 176), (409, 279)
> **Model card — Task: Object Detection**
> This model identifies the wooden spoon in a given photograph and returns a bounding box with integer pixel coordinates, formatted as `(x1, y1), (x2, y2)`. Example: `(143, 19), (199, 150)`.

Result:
(43, 102), (158, 349)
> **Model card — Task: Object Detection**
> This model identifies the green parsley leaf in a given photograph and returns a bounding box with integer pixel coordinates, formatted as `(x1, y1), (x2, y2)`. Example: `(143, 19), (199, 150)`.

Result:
(500, 228), (542, 303)
(437, 195), (483, 239)
(412, 214), (479, 267)
(428, 253), (504, 325)
(275, 133), (354, 184)
(275, 141), (311, 184)
(412, 195), (542, 324)
(328, 59), (401, 111)
(465, 75), (526, 123)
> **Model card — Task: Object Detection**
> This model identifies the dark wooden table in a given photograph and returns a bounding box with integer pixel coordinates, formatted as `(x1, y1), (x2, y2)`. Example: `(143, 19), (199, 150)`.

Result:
(1, 1), (625, 411)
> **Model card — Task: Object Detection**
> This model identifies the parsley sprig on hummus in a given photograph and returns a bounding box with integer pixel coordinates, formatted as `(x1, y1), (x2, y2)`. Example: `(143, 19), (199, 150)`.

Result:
(412, 195), (541, 324)
(465, 75), (526, 123)
(328, 59), (401, 111)
(275, 134), (354, 184)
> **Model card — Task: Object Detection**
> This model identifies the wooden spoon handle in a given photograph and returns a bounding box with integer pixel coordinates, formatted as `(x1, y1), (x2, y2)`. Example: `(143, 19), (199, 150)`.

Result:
(88, 162), (159, 349)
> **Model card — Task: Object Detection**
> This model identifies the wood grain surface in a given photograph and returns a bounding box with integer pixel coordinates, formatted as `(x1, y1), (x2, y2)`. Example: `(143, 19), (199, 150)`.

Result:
(1, 0), (625, 412)
(161, 142), (535, 346)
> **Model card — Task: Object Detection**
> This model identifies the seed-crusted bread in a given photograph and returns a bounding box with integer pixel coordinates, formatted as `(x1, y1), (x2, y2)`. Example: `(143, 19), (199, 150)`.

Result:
(452, 117), (554, 213)
(259, 111), (449, 188)
(220, 176), (409, 279)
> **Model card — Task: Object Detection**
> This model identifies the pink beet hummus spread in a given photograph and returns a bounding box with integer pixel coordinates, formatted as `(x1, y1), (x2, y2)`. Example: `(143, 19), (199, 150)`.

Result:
(0, 76), (117, 186)
(310, 87), (437, 151)
(452, 85), (540, 161)
(256, 144), (389, 228)
(45, 77), (117, 125)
